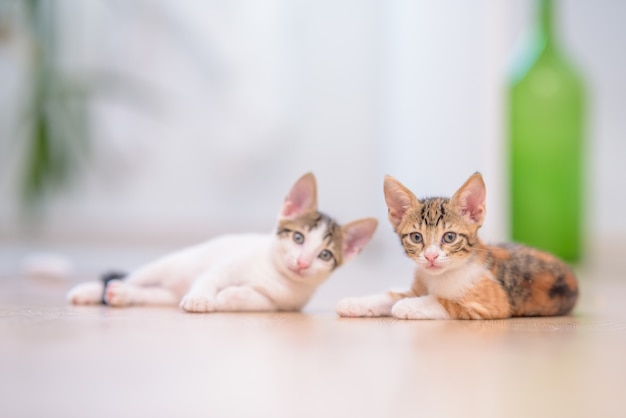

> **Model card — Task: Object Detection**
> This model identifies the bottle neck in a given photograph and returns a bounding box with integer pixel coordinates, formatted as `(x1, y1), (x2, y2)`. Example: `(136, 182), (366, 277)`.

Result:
(539, 0), (555, 49)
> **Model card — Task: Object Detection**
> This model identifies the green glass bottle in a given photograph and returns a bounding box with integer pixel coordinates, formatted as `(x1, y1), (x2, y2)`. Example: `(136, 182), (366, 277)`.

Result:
(509, 0), (585, 262)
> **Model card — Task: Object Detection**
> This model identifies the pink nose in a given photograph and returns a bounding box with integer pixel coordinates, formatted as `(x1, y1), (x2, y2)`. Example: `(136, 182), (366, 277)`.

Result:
(297, 259), (310, 270)
(425, 253), (439, 263)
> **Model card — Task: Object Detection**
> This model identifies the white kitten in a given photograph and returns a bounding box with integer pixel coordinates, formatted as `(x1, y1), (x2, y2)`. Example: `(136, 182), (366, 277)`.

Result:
(67, 173), (378, 313)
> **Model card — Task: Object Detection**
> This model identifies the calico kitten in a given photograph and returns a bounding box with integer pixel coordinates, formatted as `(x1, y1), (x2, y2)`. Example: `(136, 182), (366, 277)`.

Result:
(336, 173), (578, 320)
(68, 173), (378, 313)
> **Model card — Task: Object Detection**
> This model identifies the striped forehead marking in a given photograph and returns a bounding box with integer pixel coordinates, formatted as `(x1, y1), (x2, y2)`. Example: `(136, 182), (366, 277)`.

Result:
(417, 198), (449, 227)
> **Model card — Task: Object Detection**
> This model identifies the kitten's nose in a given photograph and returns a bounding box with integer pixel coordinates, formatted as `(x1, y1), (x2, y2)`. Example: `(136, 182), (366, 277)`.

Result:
(425, 253), (439, 263)
(297, 259), (310, 270)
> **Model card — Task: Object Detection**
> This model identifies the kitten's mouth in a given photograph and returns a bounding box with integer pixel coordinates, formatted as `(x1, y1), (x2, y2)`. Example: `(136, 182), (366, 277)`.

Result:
(422, 261), (445, 271)
(288, 266), (307, 277)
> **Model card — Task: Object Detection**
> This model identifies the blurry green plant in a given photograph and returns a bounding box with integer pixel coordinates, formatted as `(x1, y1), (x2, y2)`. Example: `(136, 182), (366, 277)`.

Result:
(7, 0), (91, 210)
(1, 0), (214, 214)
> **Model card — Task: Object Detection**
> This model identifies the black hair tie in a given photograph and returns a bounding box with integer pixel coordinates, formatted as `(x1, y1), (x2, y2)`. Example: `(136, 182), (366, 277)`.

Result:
(100, 271), (127, 305)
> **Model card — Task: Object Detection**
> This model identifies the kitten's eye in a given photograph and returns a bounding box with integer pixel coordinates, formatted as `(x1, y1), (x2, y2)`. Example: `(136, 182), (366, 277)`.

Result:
(319, 250), (334, 262)
(442, 232), (457, 243)
(409, 232), (423, 244)
(293, 232), (305, 244)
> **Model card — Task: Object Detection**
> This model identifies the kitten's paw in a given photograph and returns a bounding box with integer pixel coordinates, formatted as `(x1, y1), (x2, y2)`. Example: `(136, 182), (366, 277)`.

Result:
(180, 294), (216, 313)
(391, 296), (450, 320)
(67, 282), (103, 305)
(336, 297), (387, 317)
(105, 280), (132, 307)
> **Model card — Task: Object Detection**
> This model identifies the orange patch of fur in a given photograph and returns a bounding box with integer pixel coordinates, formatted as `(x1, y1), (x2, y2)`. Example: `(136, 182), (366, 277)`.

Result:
(437, 277), (511, 320)
(509, 264), (578, 317)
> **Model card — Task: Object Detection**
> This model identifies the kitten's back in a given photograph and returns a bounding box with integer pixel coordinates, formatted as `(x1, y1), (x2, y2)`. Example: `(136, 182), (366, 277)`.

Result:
(125, 234), (270, 290)
(484, 243), (579, 317)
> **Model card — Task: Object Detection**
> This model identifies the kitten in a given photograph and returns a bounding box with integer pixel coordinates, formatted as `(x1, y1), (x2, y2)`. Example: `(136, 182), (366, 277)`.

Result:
(68, 173), (378, 313)
(336, 173), (578, 320)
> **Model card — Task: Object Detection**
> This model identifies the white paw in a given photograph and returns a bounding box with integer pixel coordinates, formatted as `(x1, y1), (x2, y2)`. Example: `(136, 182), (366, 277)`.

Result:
(105, 280), (132, 307)
(391, 296), (449, 320)
(336, 297), (387, 317)
(180, 294), (216, 313)
(67, 282), (103, 305)
(391, 299), (427, 319)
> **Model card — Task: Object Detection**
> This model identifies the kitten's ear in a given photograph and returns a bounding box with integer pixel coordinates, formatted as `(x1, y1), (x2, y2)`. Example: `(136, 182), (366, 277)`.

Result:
(384, 176), (419, 231)
(279, 172), (318, 220)
(451, 172), (486, 226)
(341, 218), (378, 264)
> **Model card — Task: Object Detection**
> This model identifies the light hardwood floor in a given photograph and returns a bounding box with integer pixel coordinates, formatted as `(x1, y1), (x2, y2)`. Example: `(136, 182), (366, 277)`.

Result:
(1, 260), (626, 418)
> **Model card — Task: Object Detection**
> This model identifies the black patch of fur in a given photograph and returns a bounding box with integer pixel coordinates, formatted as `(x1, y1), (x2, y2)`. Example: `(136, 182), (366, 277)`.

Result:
(492, 244), (578, 316)
(549, 276), (569, 298)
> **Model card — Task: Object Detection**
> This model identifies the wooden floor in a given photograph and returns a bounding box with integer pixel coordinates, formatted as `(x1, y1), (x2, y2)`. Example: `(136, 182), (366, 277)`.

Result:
(2, 259), (626, 418)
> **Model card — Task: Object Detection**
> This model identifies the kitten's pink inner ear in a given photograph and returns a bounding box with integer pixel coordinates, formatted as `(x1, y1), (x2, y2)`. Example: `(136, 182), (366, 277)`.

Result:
(280, 173), (318, 219)
(456, 174), (486, 225)
(342, 218), (378, 263)
(384, 177), (415, 229)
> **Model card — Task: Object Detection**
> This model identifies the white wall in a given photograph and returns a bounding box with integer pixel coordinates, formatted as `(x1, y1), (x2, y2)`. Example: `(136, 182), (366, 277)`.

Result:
(559, 1), (626, 237)
(378, 1), (509, 245)
(1, 1), (625, 272)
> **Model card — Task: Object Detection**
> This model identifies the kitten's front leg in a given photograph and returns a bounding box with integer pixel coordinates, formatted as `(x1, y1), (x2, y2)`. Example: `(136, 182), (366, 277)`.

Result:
(391, 295), (450, 320)
(179, 274), (219, 313)
(336, 291), (405, 317)
(180, 291), (217, 313)
(215, 286), (277, 312)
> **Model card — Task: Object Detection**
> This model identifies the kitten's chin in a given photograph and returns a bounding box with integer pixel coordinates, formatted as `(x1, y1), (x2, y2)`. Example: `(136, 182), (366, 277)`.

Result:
(287, 266), (306, 278)
(282, 264), (321, 282)
(272, 252), (329, 283)
(418, 263), (450, 275)
(419, 257), (469, 276)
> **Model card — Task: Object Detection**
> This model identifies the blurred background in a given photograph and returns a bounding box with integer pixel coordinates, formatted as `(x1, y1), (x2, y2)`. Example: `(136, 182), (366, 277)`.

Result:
(0, 0), (625, 281)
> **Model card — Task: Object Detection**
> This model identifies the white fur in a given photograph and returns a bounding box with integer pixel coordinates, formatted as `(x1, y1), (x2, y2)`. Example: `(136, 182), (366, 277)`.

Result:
(336, 293), (397, 317)
(67, 281), (103, 305)
(178, 233), (333, 312)
(68, 232), (334, 312)
(68, 173), (377, 313)
(105, 279), (180, 307)
(420, 260), (491, 300)
(391, 295), (450, 320)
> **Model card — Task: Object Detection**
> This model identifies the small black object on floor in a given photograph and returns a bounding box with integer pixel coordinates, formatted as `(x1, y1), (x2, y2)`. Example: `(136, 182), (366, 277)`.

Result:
(100, 271), (127, 305)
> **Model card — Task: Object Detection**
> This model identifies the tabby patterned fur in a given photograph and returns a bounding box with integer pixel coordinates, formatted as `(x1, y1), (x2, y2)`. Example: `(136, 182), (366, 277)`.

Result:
(336, 173), (578, 320)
